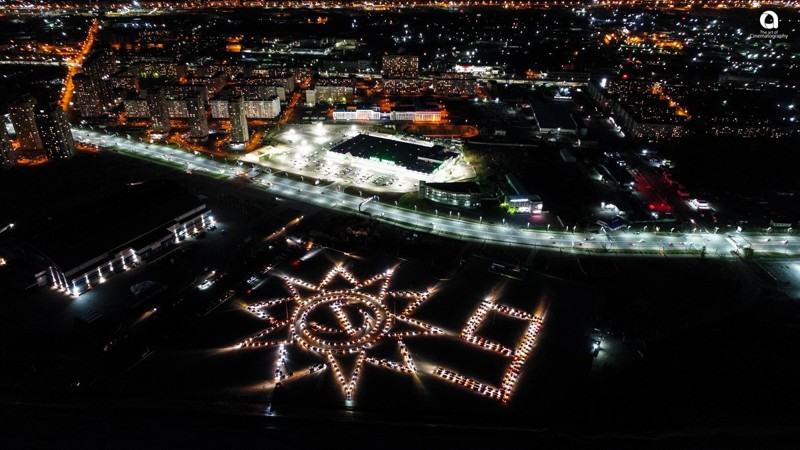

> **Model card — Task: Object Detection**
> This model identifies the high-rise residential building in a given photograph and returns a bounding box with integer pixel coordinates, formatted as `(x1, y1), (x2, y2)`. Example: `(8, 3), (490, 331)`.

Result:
(209, 97), (281, 120)
(36, 104), (75, 160)
(382, 55), (419, 79)
(306, 83), (354, 105)
(166, 99), (190, 118)
(8, 95), (43, 150)
(73, 73), (106, 117)
(433, 73), (478, 97)
(84, 51), (118, 80)
(228, 94), (249, 144)
(124, 98), (150, 118)
(0, 121), (16, 168)
(382, 79), (425, 96)
(187, 91), (209, 139)
(146, 88), (171, 134)
(82, 52), (117, 109)
(209, 99), (229, 119)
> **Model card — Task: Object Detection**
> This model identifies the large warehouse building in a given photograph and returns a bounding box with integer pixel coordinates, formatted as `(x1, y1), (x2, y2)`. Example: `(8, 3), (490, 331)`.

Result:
(0, 181), (211, 296)
(328, 133), (458, 181)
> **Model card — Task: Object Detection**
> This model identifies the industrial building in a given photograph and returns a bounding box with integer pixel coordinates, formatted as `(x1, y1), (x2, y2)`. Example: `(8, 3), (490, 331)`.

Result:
(532, 103), (579, 136)
(0, 181), (211, 295)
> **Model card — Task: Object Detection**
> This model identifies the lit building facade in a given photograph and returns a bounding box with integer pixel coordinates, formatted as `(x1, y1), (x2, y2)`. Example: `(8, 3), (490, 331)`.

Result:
(419, 181), (482, 209)
(382, 55), (419, 79)
(147, 88), (171, 134)
(332, 106), (383, 121)
(232, 84), (287, 102)
(166, 99), (190, 118)
(390, 109), (441, 122)
(187, 91), (209, 139)
(243, 97), (281, 119)
(228, 95), (249, 144)
(124, 98), (150, 119)
(209, 99), (229, 119)
(433, 73), (477, 96)
(306, 84), (354, 105)
(35, 104), (75, 160)
(8, 95), (43, 151)
(331, 106), (441, 122)
(0, 123), (16, 168)
(505, 195), (544, 215)
(73, 73), (107, 117)
(382, 78), (424, 96)
(209, 97), (280, 119)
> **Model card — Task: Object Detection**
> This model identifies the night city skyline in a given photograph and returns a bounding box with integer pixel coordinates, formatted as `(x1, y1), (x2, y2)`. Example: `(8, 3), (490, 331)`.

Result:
(0, 1), (799, 448)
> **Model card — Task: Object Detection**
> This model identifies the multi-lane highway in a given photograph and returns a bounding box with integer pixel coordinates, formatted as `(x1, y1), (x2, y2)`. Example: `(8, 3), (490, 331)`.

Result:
(72, 127), (800, 257)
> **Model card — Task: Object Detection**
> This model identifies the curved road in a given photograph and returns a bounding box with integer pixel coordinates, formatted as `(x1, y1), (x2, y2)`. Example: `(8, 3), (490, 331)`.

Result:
(72, 128), (800, 257)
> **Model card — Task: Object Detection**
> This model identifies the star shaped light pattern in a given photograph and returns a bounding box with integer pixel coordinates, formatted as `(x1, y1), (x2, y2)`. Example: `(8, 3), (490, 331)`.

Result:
(236, 264), (444, 402)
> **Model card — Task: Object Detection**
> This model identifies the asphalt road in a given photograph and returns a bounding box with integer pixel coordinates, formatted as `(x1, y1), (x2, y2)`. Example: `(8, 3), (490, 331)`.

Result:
(72, 128), (800, 257)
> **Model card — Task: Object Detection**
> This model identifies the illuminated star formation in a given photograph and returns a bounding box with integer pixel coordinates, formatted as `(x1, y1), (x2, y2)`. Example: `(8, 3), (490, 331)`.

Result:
(236, 264), (444, 402)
